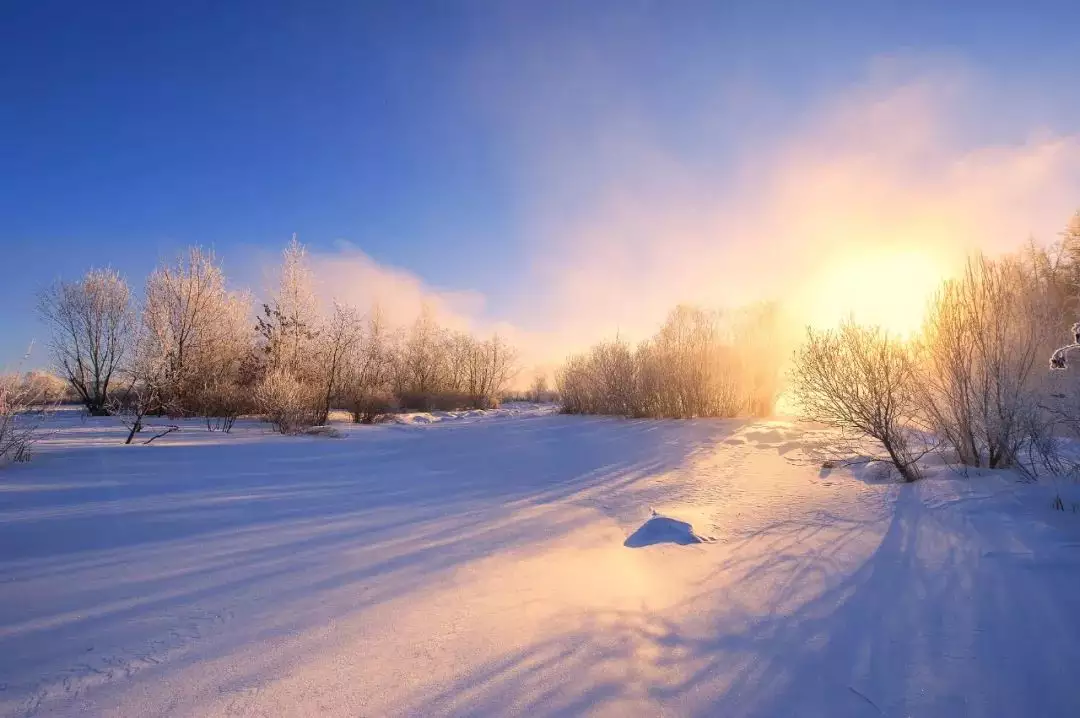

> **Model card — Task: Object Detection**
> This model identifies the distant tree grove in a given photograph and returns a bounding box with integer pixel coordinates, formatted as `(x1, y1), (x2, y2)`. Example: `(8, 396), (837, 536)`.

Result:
(33, 237), (519, 435)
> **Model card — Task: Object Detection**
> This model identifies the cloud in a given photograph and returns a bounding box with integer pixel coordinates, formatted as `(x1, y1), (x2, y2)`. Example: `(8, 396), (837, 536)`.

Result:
(307, 241), (487, 331)
(302, 242), (562, 384)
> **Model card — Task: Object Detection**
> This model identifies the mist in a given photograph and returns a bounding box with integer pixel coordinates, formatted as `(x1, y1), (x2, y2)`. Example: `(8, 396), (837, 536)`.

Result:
(295, 58), (1080, 383)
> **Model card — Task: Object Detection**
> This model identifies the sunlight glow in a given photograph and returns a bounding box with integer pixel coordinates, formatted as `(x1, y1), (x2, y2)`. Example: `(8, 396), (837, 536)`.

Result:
(805, 246), (949, 337)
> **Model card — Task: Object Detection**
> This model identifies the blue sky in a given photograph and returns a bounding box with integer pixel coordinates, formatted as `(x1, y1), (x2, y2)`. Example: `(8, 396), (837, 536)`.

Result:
(3, 1), (1080, 368)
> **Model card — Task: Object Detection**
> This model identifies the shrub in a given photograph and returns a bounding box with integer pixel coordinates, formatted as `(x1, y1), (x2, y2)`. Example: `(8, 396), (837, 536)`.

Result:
(255, 368), (322, 434)
(396, 391), (478, 412)
(349, 391), (396, 424)
(0, 374), (53, 464)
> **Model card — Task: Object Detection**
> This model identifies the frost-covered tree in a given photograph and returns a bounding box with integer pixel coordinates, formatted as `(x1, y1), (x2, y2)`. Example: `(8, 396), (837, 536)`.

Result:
(471, 333), (518, 407)
(108, 319), (182, 444)
(142, 247), (254, 415)
(344, 307), (396, 423)
(1058, 210), (1080, 296)
(38, 268), (134, 415)
(530, 373), (549, 403)
(733, 302), (785, 417)
(314, 300), (363, 425)
(393, 306), (447, 401)
(252, 237), (327, 428)
(1049, 323), (1080, 370)
(790, 320), (925, 482)
(257, 236), (320, 377)
(918, 254), (1054, 469)
(187, 291), (257, 430)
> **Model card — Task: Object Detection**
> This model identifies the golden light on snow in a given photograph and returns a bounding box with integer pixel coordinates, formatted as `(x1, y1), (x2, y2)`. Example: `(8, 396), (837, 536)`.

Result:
(805, 246), (949, 337)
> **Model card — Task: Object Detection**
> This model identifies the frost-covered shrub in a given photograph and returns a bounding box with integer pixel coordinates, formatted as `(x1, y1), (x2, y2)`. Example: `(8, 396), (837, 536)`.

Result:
(388, 312), (517, 410)
(349, 391), (396, 424)
(192, 377), (254, 432)
(557, 338), (639, 415)
(0, 373), (53, 464)
(556, 354), (597, 415)
(396, 391), (476, 412)
(14, 371), (70, 405)
(255, 369), (322, 434)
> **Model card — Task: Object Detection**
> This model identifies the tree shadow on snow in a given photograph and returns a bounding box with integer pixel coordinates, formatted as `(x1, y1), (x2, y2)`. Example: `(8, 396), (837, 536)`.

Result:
(396, 485), (1080, 718)
(0, 414), (751, 714)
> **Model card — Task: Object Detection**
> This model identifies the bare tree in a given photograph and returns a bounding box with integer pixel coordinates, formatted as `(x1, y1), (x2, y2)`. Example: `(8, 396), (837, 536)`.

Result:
(16, 371), (70, 405)
(557, 352), (597, 415)
(582, 336), (639, 416)
(315, 301), (363, 425)
(110, 324), (179, 445)
(444, 331), (475, 396)
(479, 333), (518, 407)
(393, 307), (449, 407)
(530, 373), (549, 403)
(918, 254), (1055, 470)
(38, 268), (134, 415)
(345, 307), (396, 423)
(790, 320), (926, 482)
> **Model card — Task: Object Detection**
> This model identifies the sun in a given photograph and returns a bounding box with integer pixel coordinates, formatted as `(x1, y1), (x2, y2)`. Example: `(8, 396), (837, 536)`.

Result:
(805, 247), (949, 337)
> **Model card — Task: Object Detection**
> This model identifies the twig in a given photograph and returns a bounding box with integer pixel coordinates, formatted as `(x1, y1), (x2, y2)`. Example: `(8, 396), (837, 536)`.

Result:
(142, 425), (179, 445)
(848, 686), (883, 715)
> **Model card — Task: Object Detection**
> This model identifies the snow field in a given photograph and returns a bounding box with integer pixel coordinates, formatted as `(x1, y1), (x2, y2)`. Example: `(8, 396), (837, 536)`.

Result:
(1, 410), (1079, 716)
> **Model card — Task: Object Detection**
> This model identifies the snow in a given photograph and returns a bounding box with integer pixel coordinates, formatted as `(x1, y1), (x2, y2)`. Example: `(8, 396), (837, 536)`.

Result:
(623, 512), (713, 547)
(2, 411), (1080, 716)
(389, 402), (558, 426)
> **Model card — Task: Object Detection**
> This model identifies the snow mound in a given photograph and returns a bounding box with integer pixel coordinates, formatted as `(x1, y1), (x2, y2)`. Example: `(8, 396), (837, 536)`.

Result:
(623, 512), (712, 548)
(853, 459), (896, 482)
(395, 413), (438, 425)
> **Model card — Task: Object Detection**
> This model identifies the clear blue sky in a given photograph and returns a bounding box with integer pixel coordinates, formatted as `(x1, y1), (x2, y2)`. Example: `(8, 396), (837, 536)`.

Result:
(2, 0), (1079, 367)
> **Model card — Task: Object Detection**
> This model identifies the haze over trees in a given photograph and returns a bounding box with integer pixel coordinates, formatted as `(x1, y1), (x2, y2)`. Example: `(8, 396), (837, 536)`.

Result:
(553, 211), (1080, 484)
(558, 303), (784, 419)
(789, 212), (1080, 482)
(15, 209), (1080, 480)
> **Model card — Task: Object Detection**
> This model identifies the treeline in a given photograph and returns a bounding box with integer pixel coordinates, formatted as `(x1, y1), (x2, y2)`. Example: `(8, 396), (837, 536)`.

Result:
(558, 303), (783, 418)
(791, 212), (1080, 483)
(35, 239), (518, 435)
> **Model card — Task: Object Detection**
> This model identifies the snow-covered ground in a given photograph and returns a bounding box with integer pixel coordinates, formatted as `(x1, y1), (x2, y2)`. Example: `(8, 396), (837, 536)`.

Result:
(2, 409), (1080, 716)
